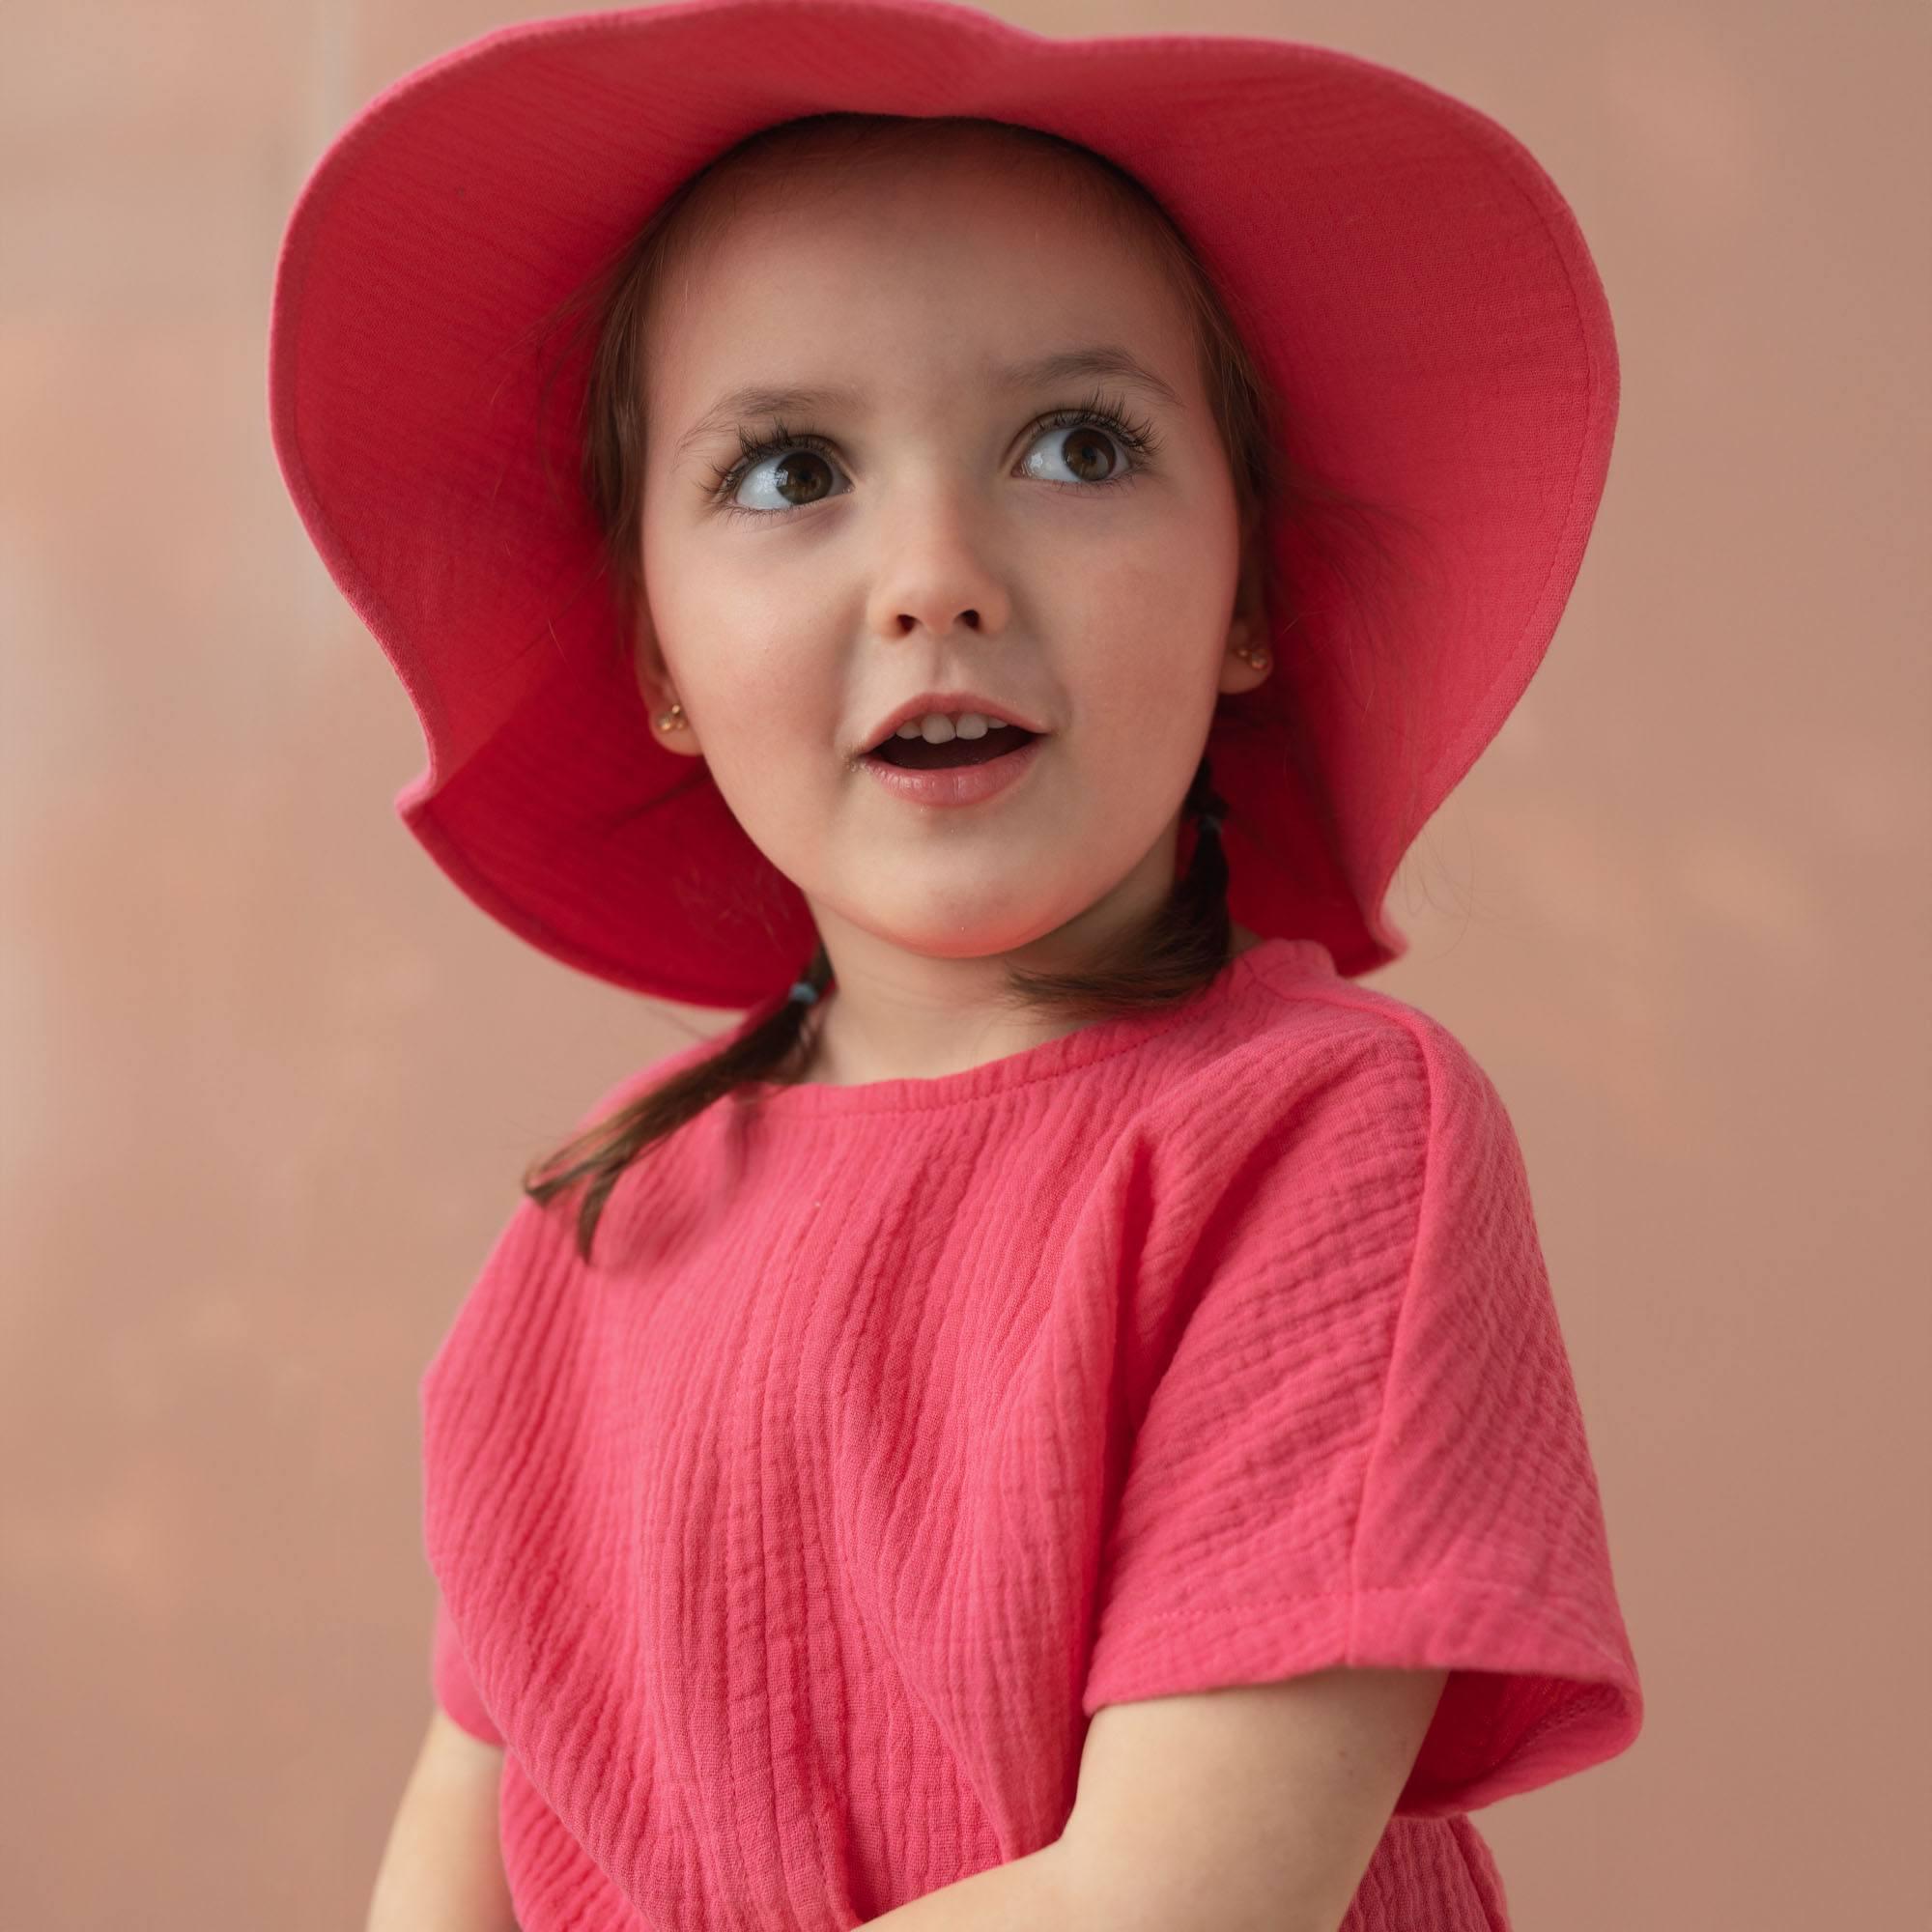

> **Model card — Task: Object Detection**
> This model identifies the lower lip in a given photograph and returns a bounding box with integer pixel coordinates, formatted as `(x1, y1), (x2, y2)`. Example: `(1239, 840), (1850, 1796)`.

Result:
(859, 732), (1048, 807)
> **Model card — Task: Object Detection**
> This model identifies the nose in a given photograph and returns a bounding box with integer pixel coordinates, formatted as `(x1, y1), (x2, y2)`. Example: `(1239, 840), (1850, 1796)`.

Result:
(865, 492), (1013, 642)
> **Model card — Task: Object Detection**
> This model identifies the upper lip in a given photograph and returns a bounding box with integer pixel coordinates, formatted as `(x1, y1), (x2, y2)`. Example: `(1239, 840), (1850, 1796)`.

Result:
(858, 691), (1050, 756)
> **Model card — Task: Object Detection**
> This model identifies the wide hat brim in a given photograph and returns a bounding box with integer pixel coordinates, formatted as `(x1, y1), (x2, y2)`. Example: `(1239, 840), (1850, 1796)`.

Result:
(267, 0), (1619, 1009)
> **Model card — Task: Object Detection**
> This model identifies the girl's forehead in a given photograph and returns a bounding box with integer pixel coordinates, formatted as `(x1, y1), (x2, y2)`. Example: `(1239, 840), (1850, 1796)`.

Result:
(648, 187), (1187, 406)
(666, 135), (1142, 297)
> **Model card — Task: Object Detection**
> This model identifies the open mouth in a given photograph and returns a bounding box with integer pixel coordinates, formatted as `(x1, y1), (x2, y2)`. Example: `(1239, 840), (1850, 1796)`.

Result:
(866, 728), (1042, 770)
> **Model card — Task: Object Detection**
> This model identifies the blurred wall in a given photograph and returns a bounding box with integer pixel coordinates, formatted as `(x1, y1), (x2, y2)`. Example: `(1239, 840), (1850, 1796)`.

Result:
(4, 1), (1925, 1926)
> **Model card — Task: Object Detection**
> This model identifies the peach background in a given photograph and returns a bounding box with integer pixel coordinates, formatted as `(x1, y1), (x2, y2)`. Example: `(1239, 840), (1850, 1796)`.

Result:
(5, 1), (1926, 1926)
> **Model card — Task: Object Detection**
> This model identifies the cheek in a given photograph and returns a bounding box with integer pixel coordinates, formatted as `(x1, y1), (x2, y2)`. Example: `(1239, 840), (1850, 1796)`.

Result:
(642, 569), (836, 748)
(688, 721), (832, 885)
(692, 687), (826, 795)
(676, 650), (847, 844)
(1068, 549), (1228, 734)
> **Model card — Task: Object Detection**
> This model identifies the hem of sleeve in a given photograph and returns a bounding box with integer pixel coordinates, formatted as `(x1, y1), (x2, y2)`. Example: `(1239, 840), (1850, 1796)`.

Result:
(433, 1687), (507, 1747)
(1080, 1577), (1641, 1817)
(431, 1600), (507, 1747)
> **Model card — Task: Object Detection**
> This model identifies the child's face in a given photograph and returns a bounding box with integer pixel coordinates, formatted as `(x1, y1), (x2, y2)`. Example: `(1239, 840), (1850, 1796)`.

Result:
(635, 138), (1264, 964)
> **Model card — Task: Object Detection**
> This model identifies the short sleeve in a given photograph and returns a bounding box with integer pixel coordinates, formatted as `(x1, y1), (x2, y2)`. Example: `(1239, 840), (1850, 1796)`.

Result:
(1081, 1011), (1643, 1817)
(431, 1584), (505, 1746)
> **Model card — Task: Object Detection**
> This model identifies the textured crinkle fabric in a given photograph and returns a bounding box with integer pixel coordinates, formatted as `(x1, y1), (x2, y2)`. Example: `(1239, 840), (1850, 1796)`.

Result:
(419, 936), (1641, 1930)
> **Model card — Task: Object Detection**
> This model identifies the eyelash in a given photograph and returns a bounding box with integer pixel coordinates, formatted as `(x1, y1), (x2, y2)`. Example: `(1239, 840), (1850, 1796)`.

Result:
(703, 387), (1162, 520)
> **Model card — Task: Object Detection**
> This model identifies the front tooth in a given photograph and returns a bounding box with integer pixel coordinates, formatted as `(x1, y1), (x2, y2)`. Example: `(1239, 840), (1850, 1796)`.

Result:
(895, 711), (1010, 742)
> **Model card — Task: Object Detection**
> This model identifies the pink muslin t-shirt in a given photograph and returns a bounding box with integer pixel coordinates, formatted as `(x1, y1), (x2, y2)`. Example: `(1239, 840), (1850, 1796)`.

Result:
(421, 935), (1642, 1930)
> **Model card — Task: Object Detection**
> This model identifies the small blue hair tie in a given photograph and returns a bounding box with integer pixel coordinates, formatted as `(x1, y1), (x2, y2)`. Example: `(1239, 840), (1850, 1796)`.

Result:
(786, 979), (821, 1006)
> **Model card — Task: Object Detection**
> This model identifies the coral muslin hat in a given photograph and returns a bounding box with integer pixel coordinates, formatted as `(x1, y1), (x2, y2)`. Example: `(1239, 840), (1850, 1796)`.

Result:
(266, 0), (1619, 1009)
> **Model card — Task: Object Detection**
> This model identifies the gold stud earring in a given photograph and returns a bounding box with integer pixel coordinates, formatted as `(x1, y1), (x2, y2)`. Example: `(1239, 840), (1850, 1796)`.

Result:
(1229, 619), (1270, 673)
(655, 699), (686, 732)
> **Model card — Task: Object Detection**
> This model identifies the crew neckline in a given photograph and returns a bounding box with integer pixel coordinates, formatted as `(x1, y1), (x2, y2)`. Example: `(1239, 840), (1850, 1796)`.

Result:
(731, 934), (1337, 1118)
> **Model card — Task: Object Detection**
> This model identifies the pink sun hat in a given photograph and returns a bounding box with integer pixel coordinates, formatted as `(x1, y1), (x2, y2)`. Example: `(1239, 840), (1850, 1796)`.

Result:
(266, 0), (1619, 1009)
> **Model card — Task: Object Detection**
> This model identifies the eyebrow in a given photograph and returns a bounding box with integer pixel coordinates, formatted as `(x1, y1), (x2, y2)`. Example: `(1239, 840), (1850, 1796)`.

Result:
(670, 344), (1185, 463)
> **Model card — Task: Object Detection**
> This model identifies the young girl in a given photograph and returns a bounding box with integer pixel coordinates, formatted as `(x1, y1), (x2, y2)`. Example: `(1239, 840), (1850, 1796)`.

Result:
(270, 4), (1643, 1927)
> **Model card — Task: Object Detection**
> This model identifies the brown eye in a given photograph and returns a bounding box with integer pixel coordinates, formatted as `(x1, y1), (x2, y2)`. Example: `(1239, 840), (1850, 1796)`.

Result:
(718, 433), (845, 516)
(1058, 426), (1120, 483)
(764, 449), (836, 508)
(1021, 420), (1133, 488)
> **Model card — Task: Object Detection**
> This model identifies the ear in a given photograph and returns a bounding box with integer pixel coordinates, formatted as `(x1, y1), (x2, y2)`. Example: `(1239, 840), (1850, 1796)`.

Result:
(1218, 527), (1273, 699)
(632, 606), (704, 758)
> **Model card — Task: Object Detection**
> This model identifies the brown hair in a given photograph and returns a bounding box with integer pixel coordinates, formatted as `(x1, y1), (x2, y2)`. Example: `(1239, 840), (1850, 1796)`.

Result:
(515, 113), (1406, 1264)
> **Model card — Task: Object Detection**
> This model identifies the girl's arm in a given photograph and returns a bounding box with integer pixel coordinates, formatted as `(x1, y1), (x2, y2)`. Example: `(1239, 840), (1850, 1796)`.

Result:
(1051, 1664), (1451, 1932)
(852, 1665), (1444, 1930)
(365, 1709), (520, 1932)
